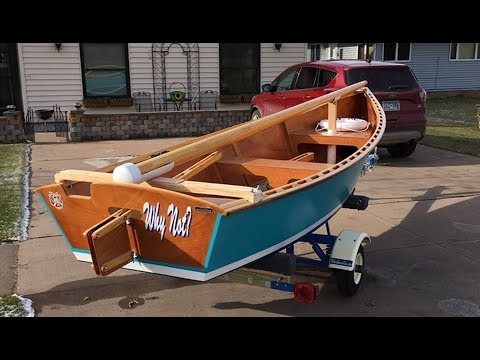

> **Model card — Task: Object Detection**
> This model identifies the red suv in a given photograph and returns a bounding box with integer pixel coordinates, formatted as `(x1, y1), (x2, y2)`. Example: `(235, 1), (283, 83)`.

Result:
(250, 60), (427, 157)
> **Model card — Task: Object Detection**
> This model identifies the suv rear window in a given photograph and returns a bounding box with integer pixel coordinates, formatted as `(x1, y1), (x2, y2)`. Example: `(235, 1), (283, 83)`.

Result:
(345, 67), (418, 92)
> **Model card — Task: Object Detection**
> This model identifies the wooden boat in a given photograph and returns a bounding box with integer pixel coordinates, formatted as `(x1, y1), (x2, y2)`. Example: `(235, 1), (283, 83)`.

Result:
(34, 81), (385, 281)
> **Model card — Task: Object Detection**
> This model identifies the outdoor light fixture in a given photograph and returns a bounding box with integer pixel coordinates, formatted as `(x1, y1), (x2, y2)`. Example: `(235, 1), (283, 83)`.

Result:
(274, 43), (282, 51)
(55, 43), (62, 52)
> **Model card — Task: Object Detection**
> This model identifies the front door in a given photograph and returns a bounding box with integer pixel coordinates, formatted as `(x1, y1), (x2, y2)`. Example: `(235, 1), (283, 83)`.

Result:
(0, 43), (22, 114)
(219, 43), (260, 98)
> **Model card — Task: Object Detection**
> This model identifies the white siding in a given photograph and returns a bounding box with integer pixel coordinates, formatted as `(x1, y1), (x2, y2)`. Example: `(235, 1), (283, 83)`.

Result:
(17, 43), (309, 114)
(19, 43), (83, 111)
(198, 43), (219, 92)
(319, 43), (358, 60)
(129, 43), (219, 94)
(338, 43), (358, 60)
(128, 43), (154, 93)
(320, 46), (331, 60)
(260, 43), (306, 85)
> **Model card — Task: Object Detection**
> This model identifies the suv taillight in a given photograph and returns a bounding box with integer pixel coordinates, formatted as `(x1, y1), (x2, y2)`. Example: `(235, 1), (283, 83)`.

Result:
(419, 89), (427, 106)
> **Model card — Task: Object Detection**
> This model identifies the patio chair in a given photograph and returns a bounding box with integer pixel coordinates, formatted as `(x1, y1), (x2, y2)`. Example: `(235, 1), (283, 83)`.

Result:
(198, 90), (218, 110)
(133, 91), (153, 112)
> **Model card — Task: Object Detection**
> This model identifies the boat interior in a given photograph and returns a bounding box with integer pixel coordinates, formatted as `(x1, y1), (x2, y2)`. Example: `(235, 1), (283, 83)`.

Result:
(56, 84), (382, 213)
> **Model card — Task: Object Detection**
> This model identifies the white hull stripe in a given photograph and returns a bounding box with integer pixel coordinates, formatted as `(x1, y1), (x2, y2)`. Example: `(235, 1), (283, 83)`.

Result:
(73, 203), (343, 282)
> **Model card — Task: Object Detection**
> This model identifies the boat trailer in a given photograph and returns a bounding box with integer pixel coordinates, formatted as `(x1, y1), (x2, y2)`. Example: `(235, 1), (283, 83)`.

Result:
(221, 192), (371, 304)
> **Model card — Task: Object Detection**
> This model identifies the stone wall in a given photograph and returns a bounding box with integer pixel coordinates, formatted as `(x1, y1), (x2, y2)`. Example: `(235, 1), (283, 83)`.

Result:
(67, 110), (251, 142)
(0, 111), (25, 144)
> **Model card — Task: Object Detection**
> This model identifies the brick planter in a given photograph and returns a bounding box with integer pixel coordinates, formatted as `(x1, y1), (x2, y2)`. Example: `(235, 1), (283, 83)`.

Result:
(0, 111), (25, 144)
(67, 109), (251, 142)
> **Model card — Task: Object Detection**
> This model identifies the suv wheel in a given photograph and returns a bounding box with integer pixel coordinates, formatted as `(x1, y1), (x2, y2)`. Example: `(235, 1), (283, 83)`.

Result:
(387, 141), (417, 158)
(251, 109), (261, 120)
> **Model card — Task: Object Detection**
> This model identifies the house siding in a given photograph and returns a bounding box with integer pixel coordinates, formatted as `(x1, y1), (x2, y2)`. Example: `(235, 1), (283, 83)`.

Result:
(19, 43), (83, 111)
(260, 43), (306, 84)
(131, 42), (307, 95)
(317, 43), (358, 60)
(129, 43), (219, 94)
(376, 43), (480, 91)
(337, 43), (358, 60)
(18, 43), (307, 114)
(320, 46), (330, 60)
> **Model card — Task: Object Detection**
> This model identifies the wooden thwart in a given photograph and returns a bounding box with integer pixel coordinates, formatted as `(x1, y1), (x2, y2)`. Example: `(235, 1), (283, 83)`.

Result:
(216, 157), (330, 188)
(147, 177), (263, 203)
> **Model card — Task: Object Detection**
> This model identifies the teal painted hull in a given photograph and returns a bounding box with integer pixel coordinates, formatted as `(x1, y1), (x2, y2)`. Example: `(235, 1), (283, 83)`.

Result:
(203, 159), (365, 276)
(39, 152), (368, 281)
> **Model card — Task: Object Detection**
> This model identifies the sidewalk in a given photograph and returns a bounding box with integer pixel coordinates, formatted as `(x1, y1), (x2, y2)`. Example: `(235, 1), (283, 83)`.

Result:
(13, 139), (480, 316)
(0, 243), (18, 295)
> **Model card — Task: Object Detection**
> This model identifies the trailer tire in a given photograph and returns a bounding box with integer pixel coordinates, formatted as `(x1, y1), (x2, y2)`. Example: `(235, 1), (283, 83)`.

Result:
(335, 245), (364, 297)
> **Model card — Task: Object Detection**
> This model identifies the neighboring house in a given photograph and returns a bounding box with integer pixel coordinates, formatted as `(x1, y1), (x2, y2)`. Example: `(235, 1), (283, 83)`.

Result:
(0, 43), (307, 116)
(308, 43), (480, 92)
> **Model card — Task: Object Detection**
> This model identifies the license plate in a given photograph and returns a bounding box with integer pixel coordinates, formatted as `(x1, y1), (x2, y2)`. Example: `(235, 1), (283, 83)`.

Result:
(382, 100), (400, 111)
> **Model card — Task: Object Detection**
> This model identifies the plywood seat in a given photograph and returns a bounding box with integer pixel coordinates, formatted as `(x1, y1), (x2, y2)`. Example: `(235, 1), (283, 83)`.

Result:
(217, 157), (329, 171)
(216, 157), (331, 188)
(289, 129), (372, 149)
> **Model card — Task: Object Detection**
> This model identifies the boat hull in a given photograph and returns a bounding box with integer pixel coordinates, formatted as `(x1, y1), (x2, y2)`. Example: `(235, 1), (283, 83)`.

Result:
(38, 159), (365, 281)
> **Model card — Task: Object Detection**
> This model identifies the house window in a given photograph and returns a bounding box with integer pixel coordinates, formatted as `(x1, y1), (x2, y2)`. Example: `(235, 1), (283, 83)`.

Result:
(383, 43), (411, 61)
(450, 43), (479, 60)
(309, 43), (322, 61)
(80, 43), (130, 98)
(219, 43), (260, 95)
(358, 43), (374, 60)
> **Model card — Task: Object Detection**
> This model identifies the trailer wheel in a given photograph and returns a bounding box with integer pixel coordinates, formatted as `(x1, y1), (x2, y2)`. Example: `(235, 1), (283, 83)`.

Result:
(335, 245), (364, 297)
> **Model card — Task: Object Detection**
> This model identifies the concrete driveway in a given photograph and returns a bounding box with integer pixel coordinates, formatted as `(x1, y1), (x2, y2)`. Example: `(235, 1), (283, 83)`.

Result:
(18, 139), (480, 316)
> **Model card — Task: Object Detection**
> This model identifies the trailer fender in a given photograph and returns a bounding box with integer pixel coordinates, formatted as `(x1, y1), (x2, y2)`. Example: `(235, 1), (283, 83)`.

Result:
(328, 229), (371, 271)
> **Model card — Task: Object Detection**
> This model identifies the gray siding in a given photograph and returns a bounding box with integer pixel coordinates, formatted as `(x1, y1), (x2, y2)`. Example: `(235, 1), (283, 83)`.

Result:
(376, 43), (480, 91)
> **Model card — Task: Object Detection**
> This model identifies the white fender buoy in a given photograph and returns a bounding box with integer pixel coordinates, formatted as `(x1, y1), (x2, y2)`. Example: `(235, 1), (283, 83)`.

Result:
(316, 118), (369, 132)
(113, 162), (142, 183)
(113, 162), (175, 184)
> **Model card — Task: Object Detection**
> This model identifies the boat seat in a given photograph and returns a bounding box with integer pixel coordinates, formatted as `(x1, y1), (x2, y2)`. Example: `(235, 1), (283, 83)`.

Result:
(288, 129), (372, 149)
(216, 157), (331, 188)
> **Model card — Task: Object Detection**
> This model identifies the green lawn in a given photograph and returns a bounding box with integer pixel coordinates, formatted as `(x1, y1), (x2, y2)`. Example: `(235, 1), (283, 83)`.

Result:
(0, 144), (27, 241)
(0, 295), (27, 317)
(423, 97), (480, 156)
